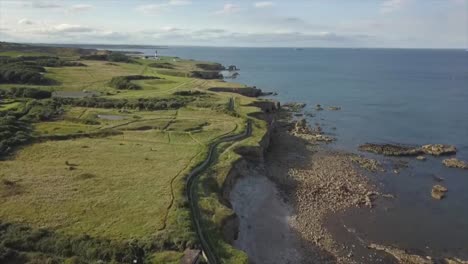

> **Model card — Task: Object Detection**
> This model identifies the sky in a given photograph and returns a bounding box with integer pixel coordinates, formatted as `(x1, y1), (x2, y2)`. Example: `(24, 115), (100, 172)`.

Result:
(0, 0), (466, 48)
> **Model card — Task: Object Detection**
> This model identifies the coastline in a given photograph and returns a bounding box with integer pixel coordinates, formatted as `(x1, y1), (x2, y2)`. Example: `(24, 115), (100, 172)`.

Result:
(226, 107), (468, 264)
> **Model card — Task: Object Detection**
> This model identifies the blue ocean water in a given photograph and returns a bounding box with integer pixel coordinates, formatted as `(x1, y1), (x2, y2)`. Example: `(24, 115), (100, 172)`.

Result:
(99, 46), (468, 258)
(157, 47), (468, 158)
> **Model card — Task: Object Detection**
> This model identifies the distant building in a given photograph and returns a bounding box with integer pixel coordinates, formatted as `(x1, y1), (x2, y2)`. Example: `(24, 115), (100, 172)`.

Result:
(141, 50), (160, 60)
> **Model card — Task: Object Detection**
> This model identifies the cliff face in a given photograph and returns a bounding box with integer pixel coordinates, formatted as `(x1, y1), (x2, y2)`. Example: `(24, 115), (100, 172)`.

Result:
(221, 114), (275, 244)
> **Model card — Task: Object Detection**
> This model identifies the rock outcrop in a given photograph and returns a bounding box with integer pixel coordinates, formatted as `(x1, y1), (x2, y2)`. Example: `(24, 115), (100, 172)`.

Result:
(359, 143), (458, 157)
(290, 119), (335, 143)
(328, 106), (341, 111)
(431, 185), (448, 200)
(421, 144), (457, 156)
(443, 158), (468, 169)
(282, 102), (306, 112)
(359, 143), (423, 156)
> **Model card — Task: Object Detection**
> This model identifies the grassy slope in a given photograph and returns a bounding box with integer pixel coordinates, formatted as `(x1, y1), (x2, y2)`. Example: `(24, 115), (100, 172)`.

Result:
(0, 46), (268, 263)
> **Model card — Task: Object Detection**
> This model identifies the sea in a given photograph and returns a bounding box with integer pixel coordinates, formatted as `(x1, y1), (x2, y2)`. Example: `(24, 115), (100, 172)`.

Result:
(80, 45), (468, 259)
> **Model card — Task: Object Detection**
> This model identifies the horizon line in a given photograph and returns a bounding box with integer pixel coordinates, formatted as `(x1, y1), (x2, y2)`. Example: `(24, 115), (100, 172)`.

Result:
(6, 41), (467, 51)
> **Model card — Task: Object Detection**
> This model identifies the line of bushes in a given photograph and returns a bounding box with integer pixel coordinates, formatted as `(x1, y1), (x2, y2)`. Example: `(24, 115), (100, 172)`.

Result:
(0, 56), (85, 67)
(148, 62), (175, 69)
(173, 90), (206, 96)
(0, 87), (52, 99)
(0, 222), (145, 263)
(54, 97), (190, 111)
(80, 52), (135, 63)
(108, 75), (161, 90)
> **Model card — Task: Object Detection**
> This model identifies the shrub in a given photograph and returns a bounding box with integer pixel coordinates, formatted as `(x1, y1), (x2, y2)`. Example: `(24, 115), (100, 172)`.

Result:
(148, 62), (175, 69)
(108, 75), (161, 90)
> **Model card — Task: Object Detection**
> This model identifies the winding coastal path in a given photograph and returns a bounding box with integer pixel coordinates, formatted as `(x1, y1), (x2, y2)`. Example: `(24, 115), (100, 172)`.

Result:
(186, 119), (252, 264)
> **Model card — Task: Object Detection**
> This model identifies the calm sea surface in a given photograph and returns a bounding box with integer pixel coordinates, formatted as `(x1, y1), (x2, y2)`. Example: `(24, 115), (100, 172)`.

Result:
(91, 45), (468, 258)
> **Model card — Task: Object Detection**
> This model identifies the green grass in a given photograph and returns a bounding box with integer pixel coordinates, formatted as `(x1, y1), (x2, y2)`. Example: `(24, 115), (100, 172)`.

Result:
(0, 136), (200, 239)
(0, 100), (23, 111)
(0, 51), (51, 57)
(0, 44), (271, 263)
(34, 121), (98, 135)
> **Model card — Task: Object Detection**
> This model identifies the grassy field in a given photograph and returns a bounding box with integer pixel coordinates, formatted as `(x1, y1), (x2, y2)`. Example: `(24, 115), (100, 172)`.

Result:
(0, 43), (268, 263)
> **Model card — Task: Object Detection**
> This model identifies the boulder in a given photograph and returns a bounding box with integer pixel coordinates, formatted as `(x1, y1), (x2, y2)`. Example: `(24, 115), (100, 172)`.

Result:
(443, 158), (468, 169)
(416, 156), (427, 161)
(422, 144), (457, 156)
(315, 104), (324, 111)
(431, 185), (448, 200)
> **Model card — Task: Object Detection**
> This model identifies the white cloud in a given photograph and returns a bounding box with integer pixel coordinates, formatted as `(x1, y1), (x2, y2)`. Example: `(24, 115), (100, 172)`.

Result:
(51, 24), (93, 33)
(215, 3), (240, 14)
(136, 0), (190, 14)
(161, 26), (180, 32)
(18, 18), (34, 25)
(69, 4), (94, 12)
(169, 0), (191, 6)
(30, 1), (63, 9)
(381, 0), (407, 13)
(254, 1), (274, 8)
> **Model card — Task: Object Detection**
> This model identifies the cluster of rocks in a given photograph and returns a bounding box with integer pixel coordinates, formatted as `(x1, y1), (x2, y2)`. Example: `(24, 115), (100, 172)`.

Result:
(359, 143), (457, 157)
(359, 143), (468, 171)
(314, 104), (341, 111)
(282, 102), (307, 112)
(359, 143), (423, 156)
(368, 243), (468, 264)
(349, 154), (385, 172)
(290, 119), (335, 143)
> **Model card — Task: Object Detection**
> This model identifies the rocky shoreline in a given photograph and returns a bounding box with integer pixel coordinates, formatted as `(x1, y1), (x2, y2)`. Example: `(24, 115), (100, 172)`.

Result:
(264, 114), (383, 263)
(230, 104), (468, 264)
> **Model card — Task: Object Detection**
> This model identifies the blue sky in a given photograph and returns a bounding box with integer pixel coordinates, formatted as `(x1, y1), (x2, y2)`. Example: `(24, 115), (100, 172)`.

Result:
(0, 0), (466, 48)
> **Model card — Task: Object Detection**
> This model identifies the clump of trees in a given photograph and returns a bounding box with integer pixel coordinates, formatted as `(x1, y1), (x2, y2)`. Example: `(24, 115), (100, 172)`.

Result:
(0, 115), (31, 157)
(0, 87), (52, 99)
(0, 64), (53, 85)
(108, 75), (161, 90)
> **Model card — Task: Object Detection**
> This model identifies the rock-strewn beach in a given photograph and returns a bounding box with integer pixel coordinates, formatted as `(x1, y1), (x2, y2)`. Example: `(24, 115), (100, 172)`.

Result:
(264, 116), (384, 263)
